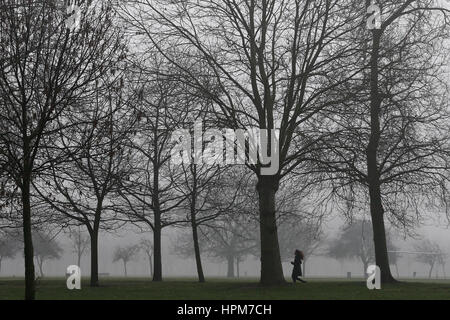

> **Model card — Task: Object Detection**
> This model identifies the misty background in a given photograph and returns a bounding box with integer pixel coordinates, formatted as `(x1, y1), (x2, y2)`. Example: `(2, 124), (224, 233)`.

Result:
(1, 215), (448, 279)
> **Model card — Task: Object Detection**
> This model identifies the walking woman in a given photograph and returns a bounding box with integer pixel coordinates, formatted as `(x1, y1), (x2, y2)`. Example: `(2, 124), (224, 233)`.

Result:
(291, 250), (307, 283)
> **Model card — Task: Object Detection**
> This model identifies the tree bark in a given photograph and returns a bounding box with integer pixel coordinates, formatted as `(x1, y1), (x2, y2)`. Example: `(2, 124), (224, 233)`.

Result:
(153, 216), (162, 281)
(89, 231), (99, 287)
(192, 222), (205, 283)
(227, 255), (234, 278)
(22, 173), (35, 300)
(367, 29), (396, 284)
(256, 176), (285, 285)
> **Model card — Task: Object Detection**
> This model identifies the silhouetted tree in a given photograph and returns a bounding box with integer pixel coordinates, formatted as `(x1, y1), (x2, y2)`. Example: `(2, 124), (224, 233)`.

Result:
(116, 56), (194, 282)
(34, 77), (136, 287)
(68, 228), (90, 268)
(0, 233), (20, 274)
(175, 165), (251, 282)
(33, 232), (63, 278)
(140, 238), (153, 277)
(112, 244), (140, 276)
(119, 0), (360, 285)
(327, 219), (399, 277)
(278, 218), (323, 277)
(203, 214), (258, 278)
(414, 239), (446, 279)
(320, 0), (450, 284)
(0, 0), (125, 298)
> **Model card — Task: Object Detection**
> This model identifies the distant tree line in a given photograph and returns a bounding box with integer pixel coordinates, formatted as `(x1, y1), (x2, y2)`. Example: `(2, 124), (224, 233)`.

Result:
(1, 0), (450, 300)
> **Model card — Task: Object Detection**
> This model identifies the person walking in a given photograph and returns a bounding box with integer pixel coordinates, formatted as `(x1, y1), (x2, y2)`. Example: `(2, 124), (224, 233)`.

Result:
(291, 249), (307, 283)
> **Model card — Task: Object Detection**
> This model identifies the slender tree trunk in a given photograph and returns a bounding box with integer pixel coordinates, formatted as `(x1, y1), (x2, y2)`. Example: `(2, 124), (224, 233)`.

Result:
(428, 263), (434, 279)
(256, 176), (285, 285)
(38, 258), (44, 278)
(22, 172), (35, 300)
(124, 261), (127, 277)
(227, 255), (234, 278)
(153, 216), (162, 281)
(89, 231), (99, 287)
(190, 168), (205, 283)
(152, 156), (163, 282)
(0, 257), (2, 274)
(367, 29), (395, 284)
(148, 255), (153, 277)
(236, 259), (240, 279)
(192, 222), (205, 283)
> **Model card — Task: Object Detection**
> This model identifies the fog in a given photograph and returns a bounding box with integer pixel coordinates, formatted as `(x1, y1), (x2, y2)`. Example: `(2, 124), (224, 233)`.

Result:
(2, 215), (449, 280)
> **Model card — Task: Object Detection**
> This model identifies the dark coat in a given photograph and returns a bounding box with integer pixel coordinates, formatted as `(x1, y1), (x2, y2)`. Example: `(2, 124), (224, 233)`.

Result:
(291, 254), (303, 277)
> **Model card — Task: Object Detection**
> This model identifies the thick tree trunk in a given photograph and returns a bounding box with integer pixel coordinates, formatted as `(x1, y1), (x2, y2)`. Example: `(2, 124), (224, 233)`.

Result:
(153, 216), (162, 281)
(227, 255), (234, 278)
(367, 29), (396, 284)
(369, 187), (395, 283)
(22, 174), (35, 300)
(89, 231), (99, 287)
(256, 176), (285, 285)
(77, 254), (81, 269)
(192, 222), (205, 283)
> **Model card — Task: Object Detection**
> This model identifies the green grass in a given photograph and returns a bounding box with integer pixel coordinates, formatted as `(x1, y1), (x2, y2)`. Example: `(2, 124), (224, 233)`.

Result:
(0, 277), (449, 300)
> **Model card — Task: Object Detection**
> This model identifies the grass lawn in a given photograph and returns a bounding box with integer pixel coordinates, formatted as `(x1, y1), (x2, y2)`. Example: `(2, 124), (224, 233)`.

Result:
(0, 277), (449, 300)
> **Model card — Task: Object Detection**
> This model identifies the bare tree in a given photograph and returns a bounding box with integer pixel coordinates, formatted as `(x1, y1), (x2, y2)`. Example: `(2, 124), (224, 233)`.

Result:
(0, 0), (124, 298)
(33, 232), (63, 278)
(116, 57), (194, 282)
(203, 213), (258, 278)
(327, 219), (399, 277)
(139, 238), (153, 277)
(34, 79), (136, 287)
(0, 233), (20, 274)
(318, 1), (450, 283)
(118, 0), (360, 285)
(175, 166), (254, 282)
(112, 244), (140, 277)
(278, 218), (323, 277)
(414, 239), (446, 279)
(68, 227), (90, 268)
